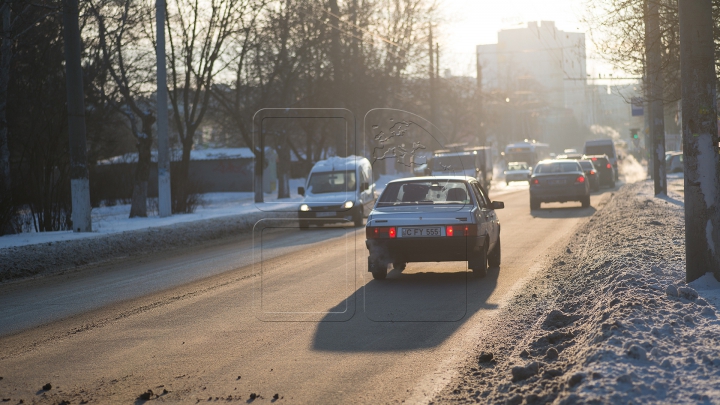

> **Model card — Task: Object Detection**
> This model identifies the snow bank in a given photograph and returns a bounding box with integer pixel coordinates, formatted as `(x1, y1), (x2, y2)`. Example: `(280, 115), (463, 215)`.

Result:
(434, 181), (720, 404)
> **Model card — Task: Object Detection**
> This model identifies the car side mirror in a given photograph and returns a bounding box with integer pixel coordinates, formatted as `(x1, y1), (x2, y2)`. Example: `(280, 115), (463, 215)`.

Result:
(298, 186), (305, 196)
(491, 201), (504, 210)
(361, 182), (369, 191)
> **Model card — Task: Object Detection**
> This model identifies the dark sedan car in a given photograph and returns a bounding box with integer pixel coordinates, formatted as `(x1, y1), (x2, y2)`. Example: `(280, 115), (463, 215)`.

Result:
(529, 160), (590, 210)
(583, 154), (615, 187)
(577, 159), (600, 192)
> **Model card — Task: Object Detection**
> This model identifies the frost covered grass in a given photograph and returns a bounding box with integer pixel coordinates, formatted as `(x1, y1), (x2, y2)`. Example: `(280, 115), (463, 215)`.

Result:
(433, 181), (720, 405)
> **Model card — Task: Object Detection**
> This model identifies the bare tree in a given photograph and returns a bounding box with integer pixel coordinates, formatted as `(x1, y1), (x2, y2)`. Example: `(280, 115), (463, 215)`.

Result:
(90, 0), (157, 217)
(165, 0), (244, 213)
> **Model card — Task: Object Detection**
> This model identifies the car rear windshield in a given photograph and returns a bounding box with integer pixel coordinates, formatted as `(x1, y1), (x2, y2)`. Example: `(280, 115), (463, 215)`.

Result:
(507, 162), (528, 171)
(534, 162), (582, 174)
(587, 157), (609, 167)
(378, 180), (470, 206)
(578, 161), (595, 170)
(307, 171), (356, 194)
(585, 144), (615, 158)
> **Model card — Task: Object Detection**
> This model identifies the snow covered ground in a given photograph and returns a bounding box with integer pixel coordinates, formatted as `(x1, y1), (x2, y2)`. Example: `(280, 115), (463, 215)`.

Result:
(0, 180), (305, 250)
(433, 180), (720, 405)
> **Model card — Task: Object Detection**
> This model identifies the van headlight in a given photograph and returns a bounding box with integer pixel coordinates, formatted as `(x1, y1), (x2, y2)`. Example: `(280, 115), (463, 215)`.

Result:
(300, 204), (310, 212)
(343, 201), (354, 209)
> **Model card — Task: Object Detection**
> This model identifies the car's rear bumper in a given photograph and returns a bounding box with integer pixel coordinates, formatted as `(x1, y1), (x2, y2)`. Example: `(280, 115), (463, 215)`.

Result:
(366, 236), (484, 265)
(530, 185), (588, 202)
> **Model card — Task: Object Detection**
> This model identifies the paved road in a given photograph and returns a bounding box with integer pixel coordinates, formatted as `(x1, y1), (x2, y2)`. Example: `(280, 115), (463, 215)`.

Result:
(0, 184), (615, 404)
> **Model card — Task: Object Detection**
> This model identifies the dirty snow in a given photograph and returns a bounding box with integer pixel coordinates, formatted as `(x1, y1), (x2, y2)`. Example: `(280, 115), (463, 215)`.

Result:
(433, 180), (720, 405)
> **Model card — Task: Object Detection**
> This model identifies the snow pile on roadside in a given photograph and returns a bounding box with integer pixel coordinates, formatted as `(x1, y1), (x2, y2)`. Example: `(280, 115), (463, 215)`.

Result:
(0, 209), (294, 282)
(434, 181), (720, 404)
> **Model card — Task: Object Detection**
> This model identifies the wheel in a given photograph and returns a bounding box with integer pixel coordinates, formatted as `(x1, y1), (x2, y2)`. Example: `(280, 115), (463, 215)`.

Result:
(393, 262), (406, 271)
(353, 207), (364, 227)
(506, 181), (509, 186)
(581, 195), (590, 208)
(488, 237), (501, 268)
(610, 179), (616, 188)
(369, 257), (387, 280)
(469, 242), (488, 278)
(299, 220), (310, 230)
(530, 197), (540, 210)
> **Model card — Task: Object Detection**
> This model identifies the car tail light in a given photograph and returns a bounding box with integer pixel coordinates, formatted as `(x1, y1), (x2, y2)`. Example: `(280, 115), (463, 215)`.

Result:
(591, 157), (597, 161)
(366, 227), (396, 239)
(446, 224), (477, 237)
(576, 176), (585, 183)
(606, 163), (612, 169)
(590, 170), (596, 175)
(532, 178), (539, 185)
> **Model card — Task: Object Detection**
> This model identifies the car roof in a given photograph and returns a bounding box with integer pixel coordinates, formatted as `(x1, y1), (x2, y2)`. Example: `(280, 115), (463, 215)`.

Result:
(582, 154), (609, 159)
(386, 175), (475, 184)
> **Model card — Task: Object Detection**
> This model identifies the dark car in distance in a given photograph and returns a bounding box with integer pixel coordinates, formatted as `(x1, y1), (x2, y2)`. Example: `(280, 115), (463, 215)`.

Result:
(529, 160), (591, 210)
(582, 154), (615, 187)
(578, 159), (600, 192)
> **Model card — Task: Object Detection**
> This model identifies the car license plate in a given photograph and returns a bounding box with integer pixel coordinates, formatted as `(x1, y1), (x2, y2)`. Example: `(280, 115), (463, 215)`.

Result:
(399, 227), (442, 237)
(316, 211), (335, 217)
(549, 179), (566, 185)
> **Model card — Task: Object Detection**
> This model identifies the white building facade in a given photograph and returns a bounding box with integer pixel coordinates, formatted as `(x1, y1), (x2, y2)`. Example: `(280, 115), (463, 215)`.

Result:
(477, 21), (588, 146)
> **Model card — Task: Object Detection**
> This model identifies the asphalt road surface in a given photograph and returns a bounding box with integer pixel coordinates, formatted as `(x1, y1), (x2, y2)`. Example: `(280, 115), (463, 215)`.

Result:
(0, 183), (615, 404)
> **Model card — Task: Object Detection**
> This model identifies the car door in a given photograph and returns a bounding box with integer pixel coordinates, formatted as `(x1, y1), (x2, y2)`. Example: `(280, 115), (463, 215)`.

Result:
(359, 164), (374, 216)
(468, 181), (490, 240)
(472, 182), (498, 245)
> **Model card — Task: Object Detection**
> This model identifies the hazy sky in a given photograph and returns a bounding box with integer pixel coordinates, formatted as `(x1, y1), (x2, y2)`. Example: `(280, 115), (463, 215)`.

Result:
(436, 0), (622, 80)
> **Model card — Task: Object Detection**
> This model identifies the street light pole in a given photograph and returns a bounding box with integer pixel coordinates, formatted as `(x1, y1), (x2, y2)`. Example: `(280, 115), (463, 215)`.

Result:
(156, 0), (172, 217)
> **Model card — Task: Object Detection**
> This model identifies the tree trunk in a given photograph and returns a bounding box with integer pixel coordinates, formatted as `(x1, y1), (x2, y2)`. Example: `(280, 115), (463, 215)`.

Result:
(0, 1), (15, 235)
(129, 114), (155, 218)
(174, 135), (193, 213)
(276, 138), (290, 199)
(679, 0), (720, 282)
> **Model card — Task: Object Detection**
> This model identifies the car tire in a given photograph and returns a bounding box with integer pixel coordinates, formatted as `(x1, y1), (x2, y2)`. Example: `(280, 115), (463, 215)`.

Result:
(506, 181), (509, 186)
(488, 238), (501, 268)
(353, 207), (363, 227)
(581, 195), (590, 208)
(369, 257), (387, 280)
(530, 197), (540, 210)
(393, 262), (406, 271)
(610, 179), (616, 188)
(299, 220), (310, 230)
(470, 242), (488, 278)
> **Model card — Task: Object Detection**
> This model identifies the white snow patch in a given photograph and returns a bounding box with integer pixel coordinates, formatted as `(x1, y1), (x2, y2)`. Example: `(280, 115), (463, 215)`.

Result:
(0, 187), (304, 250)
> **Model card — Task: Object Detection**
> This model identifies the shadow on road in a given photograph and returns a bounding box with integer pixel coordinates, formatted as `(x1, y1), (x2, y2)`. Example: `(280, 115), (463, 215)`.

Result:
(311, 264), (499, 352)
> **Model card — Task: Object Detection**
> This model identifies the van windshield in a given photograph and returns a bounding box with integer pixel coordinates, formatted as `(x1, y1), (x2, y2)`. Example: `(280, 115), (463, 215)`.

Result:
(432, 155), (476, 172)
(307, 171), (356, 194)
(585, 144), (615, 158)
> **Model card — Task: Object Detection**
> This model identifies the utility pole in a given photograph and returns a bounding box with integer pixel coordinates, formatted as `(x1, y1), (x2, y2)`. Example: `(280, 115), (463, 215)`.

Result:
(428, 23), (436, 126)
(679, 0), (720, 282)
(644, 0), (666, 195)
(156, 0), (172, 217)
(62, 0), (91, 232)
(476, 52), (484, 146)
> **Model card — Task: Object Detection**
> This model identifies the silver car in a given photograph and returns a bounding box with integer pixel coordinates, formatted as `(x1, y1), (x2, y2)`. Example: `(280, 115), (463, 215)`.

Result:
(504, 161), (532, 184)
(365, 176), (504, 280)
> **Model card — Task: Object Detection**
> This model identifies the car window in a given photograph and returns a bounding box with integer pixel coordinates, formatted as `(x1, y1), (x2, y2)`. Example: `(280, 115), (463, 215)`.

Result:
(378, 180), (470, 206)
(308, 171), (356, 194)
(534, 162), (582, 173)
(578, 161), (595, 170)
(471, 182), (490, 209)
